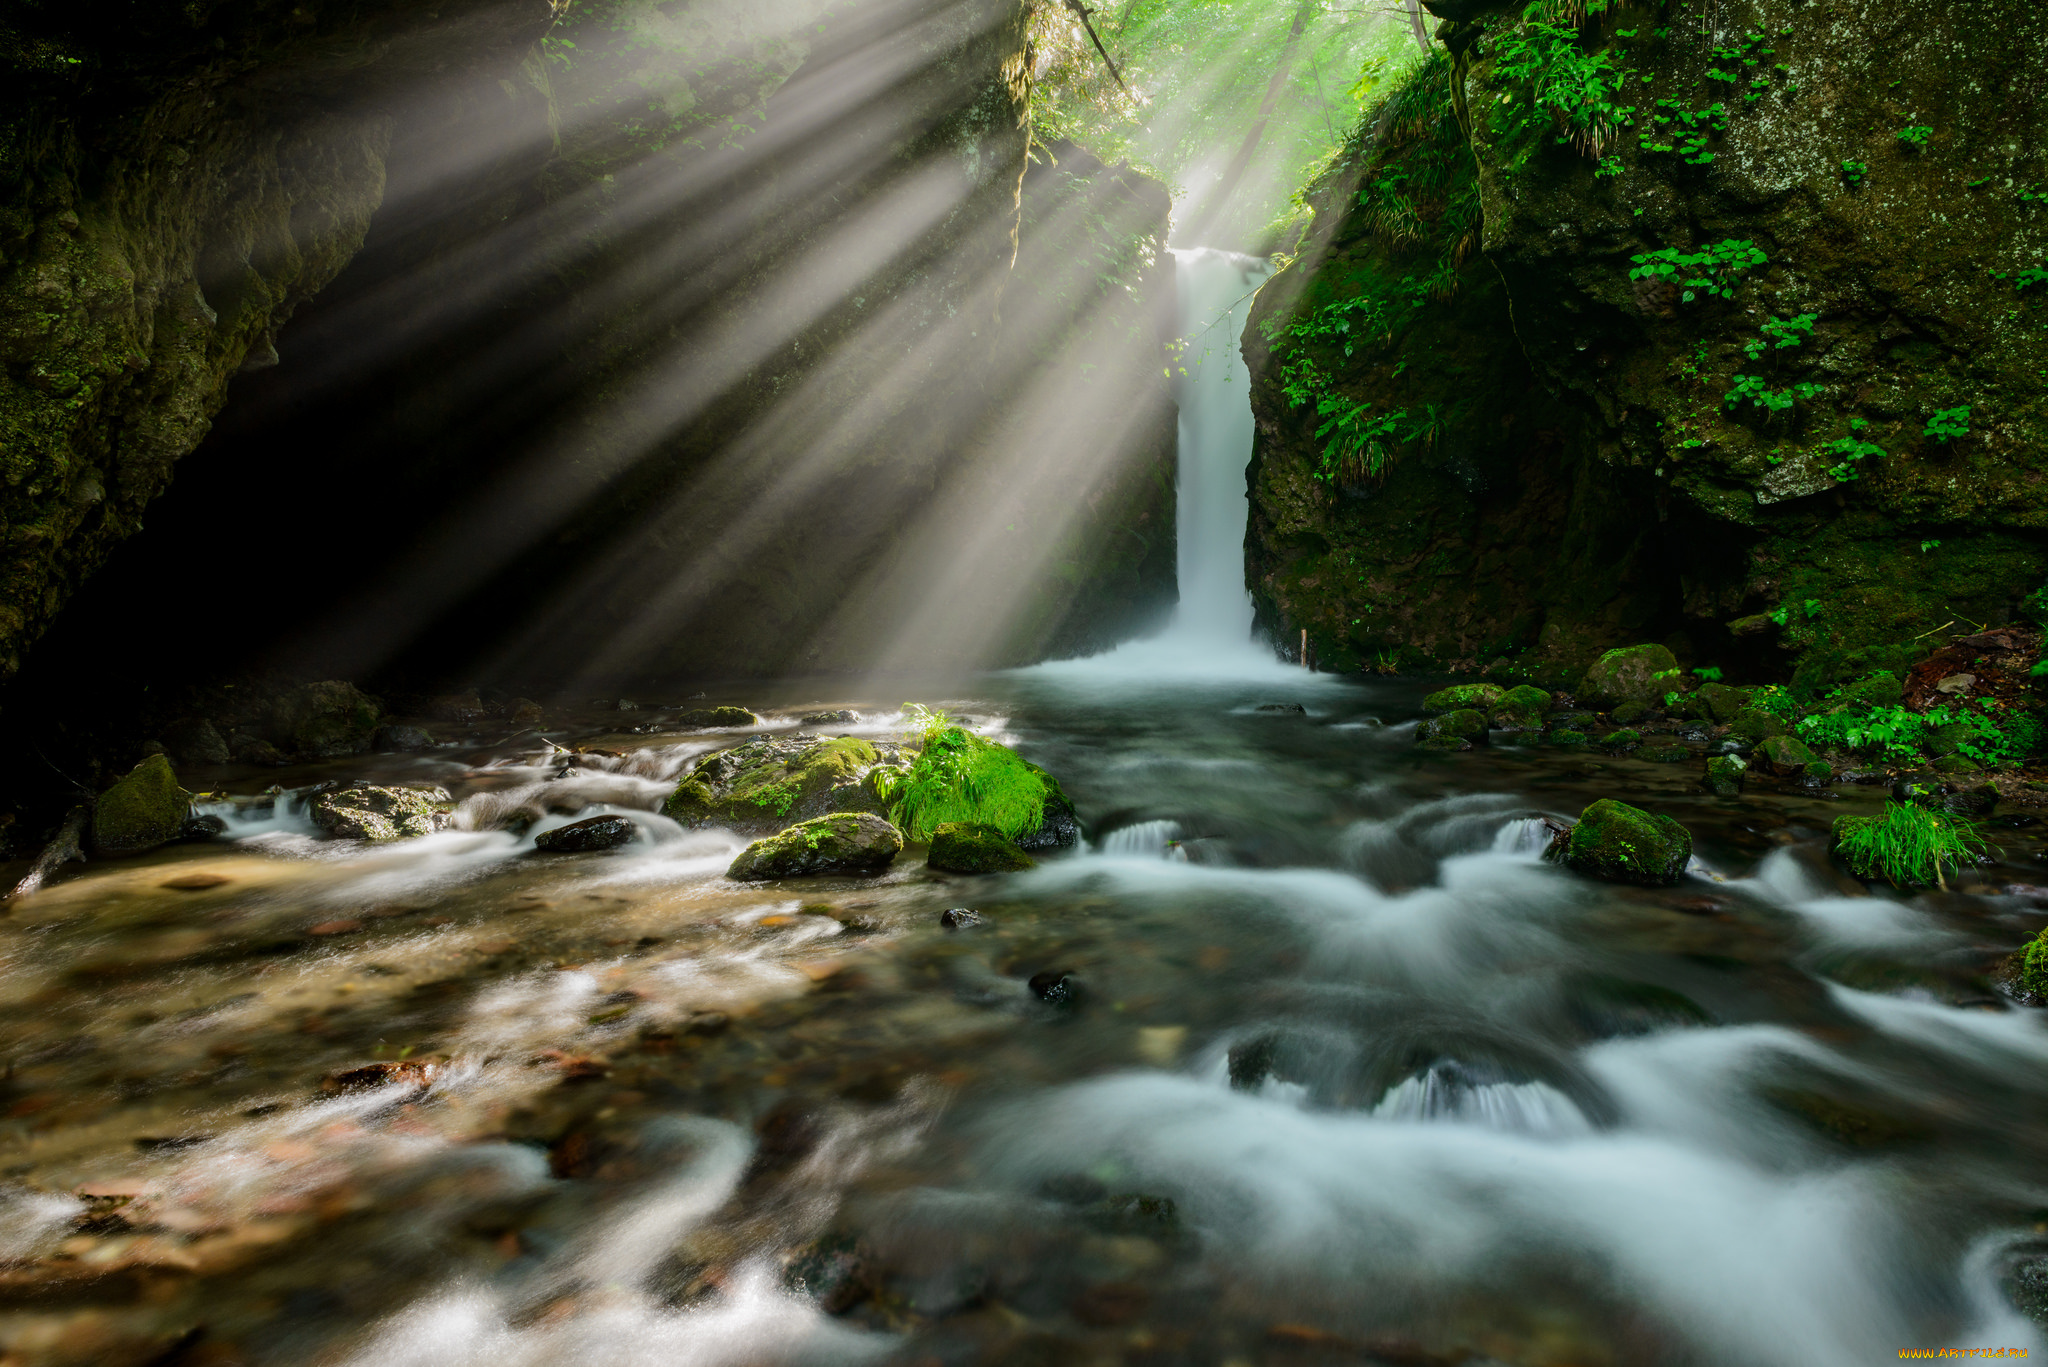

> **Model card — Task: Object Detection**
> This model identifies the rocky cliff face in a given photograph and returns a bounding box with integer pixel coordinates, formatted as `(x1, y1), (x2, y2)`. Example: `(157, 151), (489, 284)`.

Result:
(1247, 0), (2048, 689)
(0, 0), (1175, 705)
(0, 0), (559, 684)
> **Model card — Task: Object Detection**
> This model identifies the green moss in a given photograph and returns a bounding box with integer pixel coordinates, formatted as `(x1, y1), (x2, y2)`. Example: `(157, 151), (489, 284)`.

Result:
(1549, 798), (1692, 887)
(1832, 803), (1989, 887)
(90, 754), (190, 857)
(726, 813), (903, 880)
(1704, 754), (1746, 795)
(1579, 645), (1686, 709)
(1598, 728), (1642, 751)
(883, 709), (1063, 842)
(1730, 707), (1788, 746)
(1691, 683), (1754, 724)
(1753, 734), (1814, 773)
(664, 735), (883, 827)
(678, 705), (760, 727)
(1423, 683), (1505, 714)
(927, 821), (1035, 874)
(1419, 708), (1488, 745)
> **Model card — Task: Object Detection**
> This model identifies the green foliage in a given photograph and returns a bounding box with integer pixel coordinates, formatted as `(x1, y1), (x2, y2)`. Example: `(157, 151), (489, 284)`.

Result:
(1693, 666), (1724, 682)
(2017, 267), (2048, 293)
(1841, 159), (1868, 186)
(1492, 3), (1635, 156)
(1822, 419), (1885, 480)
(881, 706), (1051, 842)
(1768, 599), (1824, 627)
(1628, 240), (1768, 302)
(1919, 539), (1942, 553)
(1895, 124), (1934, 149)
(1835, 803), (1988, 887)
(1749, 684), (1802, 722)
(1742, 313), (1817, 360)
(1725, 374), (1824, 412)
(1638, 99), (1726, 164)
(1923, 405), (1971, 444)
(1795, 698), (2043, 767)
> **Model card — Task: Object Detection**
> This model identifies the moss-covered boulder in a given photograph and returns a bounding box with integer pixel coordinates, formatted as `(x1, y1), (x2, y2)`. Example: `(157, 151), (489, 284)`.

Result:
(727, 813), (903, 880)
(1578, 646), (1689, 710)
(1491, 684), (1552, 729)
(1639, 743), (1691, 763)
(1754, 734), (1815, 775)
(278, 681), (383, 758)
(927, 821), (1035, 874)
(1597, 729), (1641, 752)
(888, 724), (1080, 851)
(308, 785), (451, 841)
(664, 736), (908, 831)
(1418, 709), (1488, 747)
(1842, 673), (1904, 708)
(1609, 700), (1655, 726)
(90, 755), (191, 857)
(1691, 683), (1755, 724)
(1549, 799), (1693, 887)
(1423, 683), (1505, 714)
(1547, 727), (1589, 747)
(1703, 754), (1747, 796)
(678, 706), (760, 728)
(1730, 708), (1789, 746)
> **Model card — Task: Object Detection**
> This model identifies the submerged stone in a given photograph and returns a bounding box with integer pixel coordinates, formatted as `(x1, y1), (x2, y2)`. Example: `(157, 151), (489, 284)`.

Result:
(1418, 709), (1487, 745)
(727, 813), (903, 880)
(535, 814), (637, 853)
(1550, 798), (1692, 887)
(1422, 683), (1504, 714)
(928, 821), (1035, 874)
(1578, 645), (1688, 710)
(91, 754), (191, 857)
(308, 785), (450, 841)
(1639, 743), (1691, 763)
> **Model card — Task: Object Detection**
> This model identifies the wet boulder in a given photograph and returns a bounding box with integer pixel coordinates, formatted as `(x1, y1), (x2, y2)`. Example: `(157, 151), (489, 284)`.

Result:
(1577, 645), (1690, 710)
(230, 732), (289, 766)
(1843, 672), (1904, 707)
(727, 813), (903, 880)
(928, 821), (1036, 874)
(1608, 700), (1656, 726)
(1254, 702), (1307, 715)
(1546, 727), (1589, 747)
(308, 784), (450, 841)
(161, 717), (230, 766)
(278, 680), (383, 757)
(1729, 707), (1788, 746)
(372, 724), (435, 752)
(1597, 729), (1642, 752)
(802, 710), (861, 725)
(534, 814), (638, 853)
(91, 755), (191, 857)
(1753, 734), (1814, 775)
(1549, 799), (1692, 887)
(1491, 685), (1552, 729)
(678, 705), (759, 728)
(1422, 683), (1505, 714)
(1703, 754), (1747, 796)
(664, 735), (910, 830)
(1690, 682), (1754, 724)
(1417, 709), (1487, 749)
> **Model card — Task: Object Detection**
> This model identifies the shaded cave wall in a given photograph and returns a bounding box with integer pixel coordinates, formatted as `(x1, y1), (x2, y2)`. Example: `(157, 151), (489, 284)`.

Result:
(1246, 0), (2048, 689)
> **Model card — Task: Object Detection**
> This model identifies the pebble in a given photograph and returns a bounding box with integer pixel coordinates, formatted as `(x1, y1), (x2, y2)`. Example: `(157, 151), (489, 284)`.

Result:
(940, 907), (984, 929)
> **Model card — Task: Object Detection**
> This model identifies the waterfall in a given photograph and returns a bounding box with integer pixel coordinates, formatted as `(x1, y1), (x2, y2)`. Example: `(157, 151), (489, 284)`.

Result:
(1169, 247), (1271, 647)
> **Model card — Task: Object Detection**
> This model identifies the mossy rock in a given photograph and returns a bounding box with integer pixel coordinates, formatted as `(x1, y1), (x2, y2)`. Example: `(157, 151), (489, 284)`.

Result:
(280, 680), (382, 758)
(1703, 754), (1746, 796)
(1729, 708), (1788, 746)
(1609, 700), (1655, 726)
(1578, 645), (1689, 710)
(308, 784), (451, 841)
(664, 736), (905, 831)
(1546, 728), (1589, 747)
(727, 813), (902, 880)
(1597, 729), (1641, 752)
(1418, 709), (1487, 745)
(1799, 760), (1835, 785)
(927, 821), (1035, 874)
(1842, 673), (1904, 708)
(91, 754), (191, 857)
(1416, 735), (1473, 752)
(1639, 743), (1691, 763)
(1691, 683), (1754, 724)
(1422, 683), (1504, 715)
(1503, 684), (1551, 712)
(1549, 799), (1692, 887)
(1753, 734), (1815, 775)
(678, 706), (760, 728)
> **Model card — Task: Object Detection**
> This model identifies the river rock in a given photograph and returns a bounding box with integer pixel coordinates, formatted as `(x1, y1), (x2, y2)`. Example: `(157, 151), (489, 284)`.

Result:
(429, 690), (484, 722)
(1639, 743), (1690, 762)
(91, 755), (191, 857)
(726, 813), (903, 879)
(1417, 709), (1486, 747)
(665, 735), (910, 830)
(308, 784), (450, 841)
(534, 814), (638, 852)
(1549, 798), (1692, 887)
(679, 705), (759, 728)
(1546, 727), (1588, 747)
(1491, 684), (1551, 729)
(1843, 672), (1904, 707)
(1753, 734), (1814, 775)
(1609, 700), (1655, 726)
(1597, 728), (1641, 752)
(161, 717), (230, 766)
(802, 710), (861, 725)
(940, 907), (984, 929)
(229, 732), (289, 766)
(372, 724), (435, 752)
(280, 680), (383, 757)
(1577, 645), (1689, 710)
(1690, 682), (1754, 724)
(1422, 683), (1503, 714)
(1729, 707), (1788, 746)
(1254, 702), (1307, 715)
(928, 821), (1036, 874)
(1703, 754), (1746, 795)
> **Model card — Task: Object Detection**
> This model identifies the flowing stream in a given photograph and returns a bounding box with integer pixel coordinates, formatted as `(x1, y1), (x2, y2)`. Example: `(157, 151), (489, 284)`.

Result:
(2, 255), (2047, 1367)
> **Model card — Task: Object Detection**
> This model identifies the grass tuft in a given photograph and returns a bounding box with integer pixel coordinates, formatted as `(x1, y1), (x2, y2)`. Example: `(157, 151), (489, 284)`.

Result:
(1834, 802), (1990, 888)
(881, 705), (1051, 842)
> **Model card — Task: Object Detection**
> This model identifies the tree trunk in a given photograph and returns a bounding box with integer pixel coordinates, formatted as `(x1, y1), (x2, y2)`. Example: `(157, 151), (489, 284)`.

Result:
(1179, 0), (1315, 244)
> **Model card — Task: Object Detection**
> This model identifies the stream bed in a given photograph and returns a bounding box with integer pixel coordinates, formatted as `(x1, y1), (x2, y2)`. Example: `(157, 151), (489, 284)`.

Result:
(3, 667), (2048, 1366)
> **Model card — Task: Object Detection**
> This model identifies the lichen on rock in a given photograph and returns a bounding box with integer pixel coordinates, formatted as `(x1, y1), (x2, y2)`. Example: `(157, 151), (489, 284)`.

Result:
(663, 735), (905, 830)
(308, 784), (451, 841)
(727, 812), (903, 880)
